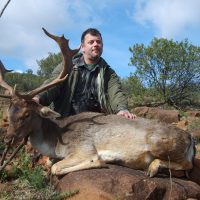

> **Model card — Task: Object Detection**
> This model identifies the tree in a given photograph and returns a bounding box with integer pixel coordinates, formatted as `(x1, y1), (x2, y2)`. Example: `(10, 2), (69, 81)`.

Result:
(0, 0), (11, 18)
(129, 38), (200, 108)
(37, 52), (62, 79)
(121, 74), (164, 108)
(121, 74), (146, 107)
(4, 70), (44, 92)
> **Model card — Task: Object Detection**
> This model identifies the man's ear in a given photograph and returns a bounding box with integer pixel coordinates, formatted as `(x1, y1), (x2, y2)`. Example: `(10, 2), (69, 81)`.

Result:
(81, 43), (85, 53)
(39, 106), (61, 119)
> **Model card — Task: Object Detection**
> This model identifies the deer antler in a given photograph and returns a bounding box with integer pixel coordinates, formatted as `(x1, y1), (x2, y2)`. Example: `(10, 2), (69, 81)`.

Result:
(19, 28), (80, 99)
(0, 28), (80, 100)
(0, 60), (13, 98)
(42, 28), (79, 77)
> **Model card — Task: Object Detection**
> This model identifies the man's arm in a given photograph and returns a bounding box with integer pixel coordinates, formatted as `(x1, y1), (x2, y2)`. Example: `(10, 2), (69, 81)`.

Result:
(106, 68), (136, 119)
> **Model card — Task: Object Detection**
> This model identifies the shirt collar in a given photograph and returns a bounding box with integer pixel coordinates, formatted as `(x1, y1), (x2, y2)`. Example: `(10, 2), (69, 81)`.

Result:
(76, 55), (102, 71)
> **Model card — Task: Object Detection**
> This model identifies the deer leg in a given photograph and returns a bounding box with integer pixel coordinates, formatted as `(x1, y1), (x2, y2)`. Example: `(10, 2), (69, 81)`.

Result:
(147, 158), (193, 177)
(51, 154), (105, 175)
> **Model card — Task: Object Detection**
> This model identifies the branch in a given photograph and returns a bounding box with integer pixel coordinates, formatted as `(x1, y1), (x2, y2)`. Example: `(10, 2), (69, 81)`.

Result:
(0, 0), (11, 18)
(0, 136), (29, 172)
(0, 139), (12, 166)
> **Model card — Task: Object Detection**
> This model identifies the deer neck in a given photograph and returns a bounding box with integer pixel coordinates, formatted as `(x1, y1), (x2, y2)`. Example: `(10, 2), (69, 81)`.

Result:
(29, 117), (63, 158)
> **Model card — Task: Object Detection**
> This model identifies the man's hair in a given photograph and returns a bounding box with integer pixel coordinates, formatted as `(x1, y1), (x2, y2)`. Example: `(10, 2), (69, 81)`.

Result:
(81, 28), (102, 43)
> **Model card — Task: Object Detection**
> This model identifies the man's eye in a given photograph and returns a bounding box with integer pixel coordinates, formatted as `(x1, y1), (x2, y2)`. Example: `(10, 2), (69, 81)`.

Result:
(96, 40), (101, 44)
(88, 41), (94, 45)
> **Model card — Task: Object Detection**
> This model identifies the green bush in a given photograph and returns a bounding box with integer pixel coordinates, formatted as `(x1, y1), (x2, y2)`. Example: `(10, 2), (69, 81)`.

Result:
(0, 147), (80, 199)
(188, 118), (200, 132)
(16, 149), (46, 189)
(188, 118), (200, 144)
(0, 148), (46, 189)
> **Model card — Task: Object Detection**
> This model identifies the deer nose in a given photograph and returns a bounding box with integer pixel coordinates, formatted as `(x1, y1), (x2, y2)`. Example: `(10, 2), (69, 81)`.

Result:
(4, 126), (16, 141)
(4, 134), (13, 144)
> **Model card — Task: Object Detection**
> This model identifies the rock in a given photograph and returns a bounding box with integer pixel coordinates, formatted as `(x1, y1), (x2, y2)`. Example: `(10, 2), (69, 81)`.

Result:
(132, 179), (166, 199)
(186, 111), (200, 118)
(192, 129), (200, 140)
(133, 107), (180, 123)
(133, 106), (149, 117)
(175, 120), (188, 131)
(55, 165), (200, 200)
(132, 178), (200, 200)
(189, 158), (200, 185)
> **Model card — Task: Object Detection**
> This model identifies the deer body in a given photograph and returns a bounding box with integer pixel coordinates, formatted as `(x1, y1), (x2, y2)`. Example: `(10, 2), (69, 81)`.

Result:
(11, 109), (193, 176)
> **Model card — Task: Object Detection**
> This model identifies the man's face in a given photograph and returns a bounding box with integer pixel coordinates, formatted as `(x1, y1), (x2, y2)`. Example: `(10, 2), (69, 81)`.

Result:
(81, 33), (103, 64)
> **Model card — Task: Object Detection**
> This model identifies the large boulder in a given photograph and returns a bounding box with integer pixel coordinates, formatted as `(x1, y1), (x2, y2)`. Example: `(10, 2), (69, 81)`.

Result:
(186, 110), (200, 118)
(133, 107), (180, 124)
(55, 164), (200, 200)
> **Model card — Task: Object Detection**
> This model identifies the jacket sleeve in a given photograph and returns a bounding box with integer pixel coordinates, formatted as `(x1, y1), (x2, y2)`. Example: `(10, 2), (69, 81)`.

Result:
(38, 82), (64, 106)
(105, 68), (128, 113)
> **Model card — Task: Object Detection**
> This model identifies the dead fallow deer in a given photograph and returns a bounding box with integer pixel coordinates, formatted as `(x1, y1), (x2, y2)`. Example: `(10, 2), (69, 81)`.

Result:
(0, 29), (195, 177)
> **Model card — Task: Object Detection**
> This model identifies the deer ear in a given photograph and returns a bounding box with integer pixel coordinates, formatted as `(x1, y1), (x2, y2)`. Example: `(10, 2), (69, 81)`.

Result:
(39, 106), (61, 119)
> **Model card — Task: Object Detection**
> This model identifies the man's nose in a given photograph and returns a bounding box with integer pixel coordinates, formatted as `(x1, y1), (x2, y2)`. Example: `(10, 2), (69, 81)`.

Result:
(93, 41), (99, 46)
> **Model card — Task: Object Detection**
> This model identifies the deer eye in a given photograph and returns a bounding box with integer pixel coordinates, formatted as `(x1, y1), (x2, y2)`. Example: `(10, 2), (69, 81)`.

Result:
(24, 112), (30, 118)
(10, 105), (20, 113)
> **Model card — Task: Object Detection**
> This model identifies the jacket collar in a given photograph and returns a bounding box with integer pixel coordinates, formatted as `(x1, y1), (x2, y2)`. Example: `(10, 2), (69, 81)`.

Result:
(73, 53), (109, 70)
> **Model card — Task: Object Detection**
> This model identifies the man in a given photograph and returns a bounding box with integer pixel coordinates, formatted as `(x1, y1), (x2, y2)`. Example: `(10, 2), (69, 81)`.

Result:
(36, 28), (134, 119)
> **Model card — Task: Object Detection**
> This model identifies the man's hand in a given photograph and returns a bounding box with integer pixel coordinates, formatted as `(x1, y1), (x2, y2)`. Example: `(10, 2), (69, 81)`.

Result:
(117, 110), (136, 120)
(32, 97), (40, 103)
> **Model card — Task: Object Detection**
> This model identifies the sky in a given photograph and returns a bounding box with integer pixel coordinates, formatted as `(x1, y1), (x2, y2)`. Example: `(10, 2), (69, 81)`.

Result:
(1, 0), (200, 78)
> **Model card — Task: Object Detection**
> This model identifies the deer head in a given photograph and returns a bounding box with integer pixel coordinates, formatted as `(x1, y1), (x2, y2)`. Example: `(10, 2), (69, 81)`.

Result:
(0, 28), (80, 142)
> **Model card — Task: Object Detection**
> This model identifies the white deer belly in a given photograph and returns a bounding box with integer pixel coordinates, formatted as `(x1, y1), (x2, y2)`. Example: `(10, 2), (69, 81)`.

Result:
(98, 148), (153, 170)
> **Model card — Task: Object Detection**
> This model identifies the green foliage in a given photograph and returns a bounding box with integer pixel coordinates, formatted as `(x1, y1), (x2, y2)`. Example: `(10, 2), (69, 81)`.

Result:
(121, 74), (146, 107)
(121, 74), (145, 97)
(4, 70), (44, 93)
(28, 166), (46, 189)
(188, 118), (200, 132)
(0, 148), (46, 189)
(16, 149), (46, 189)
(188, 118), (200, 144)
(0, 147), (79, 199)
(0, 182), (79, 200)
(129, 38), (200, 108)
(3, 164), (19, 181)
(0, 52), (62, 95)
(0, 140), (5, 151)
(190, 92), (200, 108)
(0, 169), (9, 182)
(121, 74), (164, 108)
(178, 110), (188, 118)
(37, 52), (62, 79)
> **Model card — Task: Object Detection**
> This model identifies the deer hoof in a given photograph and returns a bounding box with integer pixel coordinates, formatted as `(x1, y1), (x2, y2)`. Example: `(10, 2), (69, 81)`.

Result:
(147, 159), (160, 177)
(51, 164), (61, 175)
